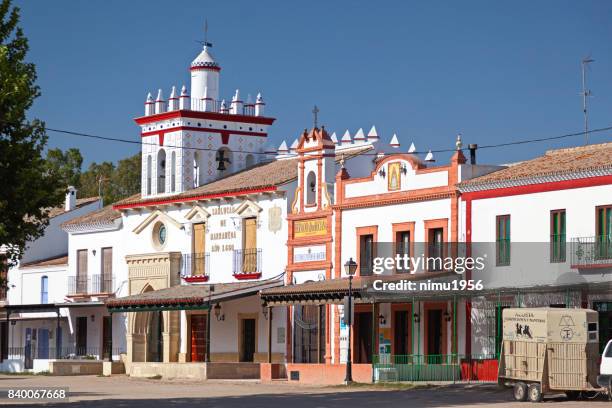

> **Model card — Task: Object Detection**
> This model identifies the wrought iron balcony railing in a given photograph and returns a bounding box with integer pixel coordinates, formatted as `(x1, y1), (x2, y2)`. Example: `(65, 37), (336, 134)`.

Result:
(233, 248), (262, 277)
(550, 234), (566, 263)
(181, 253), (210, 280)
(68, 275), (114, 295)
(571, 236), (612, 268)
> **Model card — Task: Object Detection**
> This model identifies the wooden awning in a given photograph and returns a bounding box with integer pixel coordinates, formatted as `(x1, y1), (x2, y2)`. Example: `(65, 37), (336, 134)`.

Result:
(260, 272), (452, 306)
(106, 278), (284, 312)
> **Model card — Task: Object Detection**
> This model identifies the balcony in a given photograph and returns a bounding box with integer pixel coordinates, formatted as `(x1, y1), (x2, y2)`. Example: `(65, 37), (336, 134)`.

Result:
(68, 275), (114, 296)
(571, 236), (612, 269)
(181, 253), (210, 283)
(233, 249), (262, 280)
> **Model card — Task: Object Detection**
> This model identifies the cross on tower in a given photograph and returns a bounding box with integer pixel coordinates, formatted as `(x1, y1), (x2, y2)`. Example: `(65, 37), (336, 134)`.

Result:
(312, 105), (320, 128)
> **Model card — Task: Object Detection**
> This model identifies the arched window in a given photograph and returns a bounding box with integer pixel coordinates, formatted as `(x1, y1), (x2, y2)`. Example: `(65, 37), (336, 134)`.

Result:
(146, 155), (152, 195)
(40, 276), (48, 304)
(170, 151), (176, 193)
(216, 147), (232, 175)
(157, 149), (166, 194)
(245, 154), (255, 168)
(306, 171), (316, 205)
(193, 152), (200, 188)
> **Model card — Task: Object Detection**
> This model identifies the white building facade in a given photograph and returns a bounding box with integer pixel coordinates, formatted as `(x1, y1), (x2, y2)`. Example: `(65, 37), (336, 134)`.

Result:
(0, 190), (102, 373)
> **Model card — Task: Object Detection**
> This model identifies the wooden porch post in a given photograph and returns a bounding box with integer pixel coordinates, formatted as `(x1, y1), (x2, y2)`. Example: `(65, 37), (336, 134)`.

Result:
(267, 306), (272, 363)
(107, 312), (113, 362)
(317, 304), (322, 364)
(56, 309), (61, 359)
(3, 311), (9, 362)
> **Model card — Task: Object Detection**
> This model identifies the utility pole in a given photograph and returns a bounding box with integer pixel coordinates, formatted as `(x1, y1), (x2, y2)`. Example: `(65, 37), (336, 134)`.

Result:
(581, 57), (594, 144)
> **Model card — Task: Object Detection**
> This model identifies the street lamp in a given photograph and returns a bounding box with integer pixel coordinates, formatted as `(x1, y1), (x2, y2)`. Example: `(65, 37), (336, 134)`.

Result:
(344, 257), (357, 384)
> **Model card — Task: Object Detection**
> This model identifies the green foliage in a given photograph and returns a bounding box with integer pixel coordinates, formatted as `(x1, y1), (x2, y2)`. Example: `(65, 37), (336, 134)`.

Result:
(78, 152), (141, 205)
(45, 147), (83, 188)
(0, 0), (64, 279)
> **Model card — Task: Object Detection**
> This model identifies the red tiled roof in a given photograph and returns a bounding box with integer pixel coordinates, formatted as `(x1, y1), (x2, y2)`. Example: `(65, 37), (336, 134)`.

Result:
(60, 203), (123, 229)
(114, 158), (298, 208)
(460, 142), (612, 188)
(46, 196), (100, 219)
(20, 254), (68, 268)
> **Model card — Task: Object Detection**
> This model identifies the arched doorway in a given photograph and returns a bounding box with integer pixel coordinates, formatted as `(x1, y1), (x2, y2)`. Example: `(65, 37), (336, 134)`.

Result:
(131, 285), (164, 362)
(146, 311), (163, 362)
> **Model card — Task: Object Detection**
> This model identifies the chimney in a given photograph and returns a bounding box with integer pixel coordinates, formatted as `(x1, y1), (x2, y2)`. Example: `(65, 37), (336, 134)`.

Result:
(65, 186), (77, 211)
(469, 144), (478, 164)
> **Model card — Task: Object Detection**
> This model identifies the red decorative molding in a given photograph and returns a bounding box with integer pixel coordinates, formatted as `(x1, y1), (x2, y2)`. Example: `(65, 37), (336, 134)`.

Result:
(134, 110), (275, 126)
(462, 175), (612, 200)
(141, 126), (267, 139)
(233, 272), (262, 280)
(571, 263), (612, 270)
(189, 65), (221, 72)
(113, 186), (277, 210)
(183, 275), (209, 283)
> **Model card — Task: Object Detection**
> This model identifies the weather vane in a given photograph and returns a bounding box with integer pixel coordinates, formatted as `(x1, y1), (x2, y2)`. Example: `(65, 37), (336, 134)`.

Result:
(312, 105), (319, 128)
(198, 19), (213, 48)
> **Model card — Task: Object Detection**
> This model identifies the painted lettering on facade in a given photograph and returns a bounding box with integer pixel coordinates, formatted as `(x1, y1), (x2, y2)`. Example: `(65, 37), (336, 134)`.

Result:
(294, 218), (327, 238)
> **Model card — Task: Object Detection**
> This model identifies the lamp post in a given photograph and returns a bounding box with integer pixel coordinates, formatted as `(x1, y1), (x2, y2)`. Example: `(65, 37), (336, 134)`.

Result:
(344, 257), (357, 384)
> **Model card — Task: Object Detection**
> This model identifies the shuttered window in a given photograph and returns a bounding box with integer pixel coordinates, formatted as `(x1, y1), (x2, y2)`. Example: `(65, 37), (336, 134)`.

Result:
(101, 248), (112, 278)
(243, 218), (257, 273)
(77, 250), (88, 278)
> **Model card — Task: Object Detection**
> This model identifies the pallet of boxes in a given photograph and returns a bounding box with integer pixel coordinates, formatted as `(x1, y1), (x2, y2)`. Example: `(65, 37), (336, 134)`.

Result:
(498, 307), (609, 402)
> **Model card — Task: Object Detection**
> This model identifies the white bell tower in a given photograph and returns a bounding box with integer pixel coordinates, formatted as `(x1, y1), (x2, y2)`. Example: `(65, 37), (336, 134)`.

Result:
(190, 46), (220, 109)
(137, 35), (276, 199)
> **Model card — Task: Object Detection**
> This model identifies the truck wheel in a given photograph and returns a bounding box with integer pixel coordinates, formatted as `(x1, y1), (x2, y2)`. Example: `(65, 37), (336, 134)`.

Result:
(513, 382), (528, 401)
(528, 384), (542, 403)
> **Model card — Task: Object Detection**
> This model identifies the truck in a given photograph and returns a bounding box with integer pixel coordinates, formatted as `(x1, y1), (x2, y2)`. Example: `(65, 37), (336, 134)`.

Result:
(498, 307), (610, 402)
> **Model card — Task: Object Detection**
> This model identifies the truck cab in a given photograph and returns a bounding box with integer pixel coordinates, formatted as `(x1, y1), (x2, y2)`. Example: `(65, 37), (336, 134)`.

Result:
(598, 339), (612, 390)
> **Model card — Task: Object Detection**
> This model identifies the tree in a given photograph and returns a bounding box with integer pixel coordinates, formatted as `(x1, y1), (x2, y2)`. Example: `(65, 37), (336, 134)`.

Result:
(112, 152), (141, 201)
(78, 152), (140, 205)
(45, 147), (83, 188)
(0, 0), (64, 285)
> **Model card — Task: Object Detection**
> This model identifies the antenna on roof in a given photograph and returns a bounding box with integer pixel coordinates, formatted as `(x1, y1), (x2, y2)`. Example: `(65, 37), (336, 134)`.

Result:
(197, 19), (213, 48)
(581, 56), (594, 144)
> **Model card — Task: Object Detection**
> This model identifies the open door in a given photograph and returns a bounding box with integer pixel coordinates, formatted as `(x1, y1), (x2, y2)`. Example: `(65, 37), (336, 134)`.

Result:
(240, 318), (256, 362)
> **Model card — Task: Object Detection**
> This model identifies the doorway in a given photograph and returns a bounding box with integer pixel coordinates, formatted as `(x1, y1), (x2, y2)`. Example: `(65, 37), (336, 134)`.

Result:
(38, 329), (49, 359)
(354, 312), (373, 364)
(0, 321), (7, 361)
(240, 318), (256, 362)
(190, 314), (207, 362)
(426, 309), (443, 363)
(76, 317), (87, 356)
(593, 302), (612, 353)
(24, 328), (33, 369)
(393, 310), (411, 357)
(102, 316), (112, 360)
(146, 311), (163, 362)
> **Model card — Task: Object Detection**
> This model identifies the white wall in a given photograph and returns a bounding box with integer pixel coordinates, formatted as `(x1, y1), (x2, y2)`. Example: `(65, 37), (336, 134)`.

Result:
(339, 199), (452, 275)
(468, 183), (612, 288)
(121, 192), (291, 283)
(209, 295), (286, 356)
(20, 200), (101, 264)
(8, 265), (66, 307)
(67, 228), (127, 298)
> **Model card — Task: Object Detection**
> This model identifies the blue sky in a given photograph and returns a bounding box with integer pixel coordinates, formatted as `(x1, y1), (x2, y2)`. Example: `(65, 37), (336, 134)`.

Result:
(15, 0), (612, 167)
